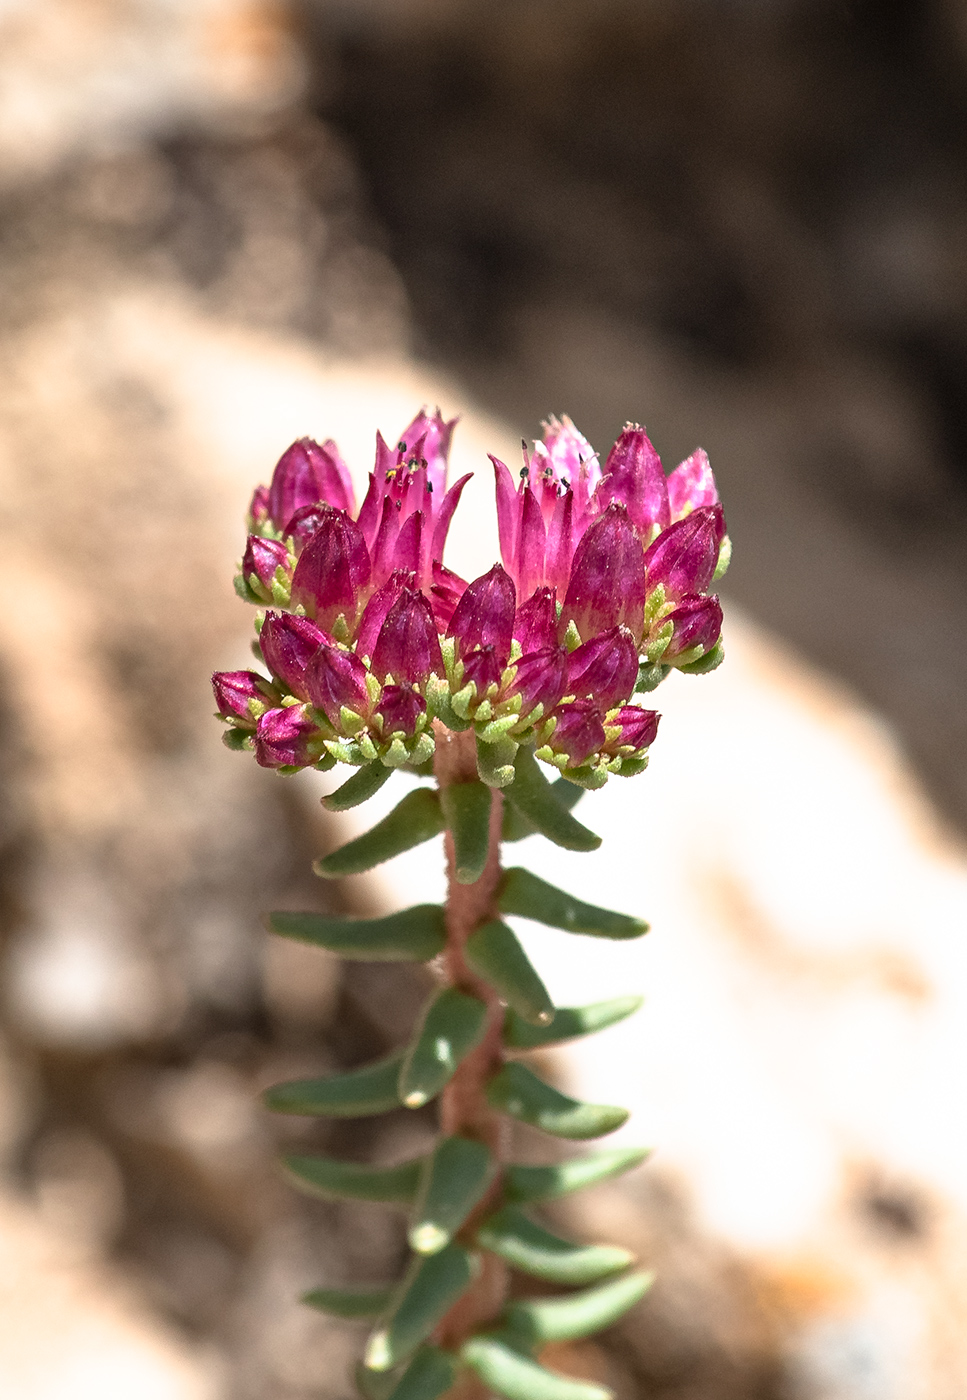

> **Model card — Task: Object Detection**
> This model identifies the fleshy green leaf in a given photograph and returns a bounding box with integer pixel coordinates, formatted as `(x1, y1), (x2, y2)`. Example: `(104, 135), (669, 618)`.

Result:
(504, 748), (600, 852)
(487, 1062), (627, 1140)
(505, 1147), (650, 1203)
(384, 1346), (458, 1400)
(498, 868), (647, 940)
(409, 1135), (496, 1255)
(476, 1206), (633, 1285)
(355, 1362), (401, 1400)
(464, 920), (554, 1026)
(503, 777), (585, 841)
(398, 988), (489, 1109)
(314, 789), (445, 878)
(504, 1271), (654, 1343)
(504, 996), (642, 1051)
(264, 1050), (404, 1117)
(302, 1285), (394, 1318)
(364, 1245), (477, 1372)
(439, 779), (493, 884)
(461, 1336), (612, 1400)
(268, 905), (446, 962)
(283, 1153), (423, 1205)
(475, 732), (518, 788)
(322, 763), (394, 811)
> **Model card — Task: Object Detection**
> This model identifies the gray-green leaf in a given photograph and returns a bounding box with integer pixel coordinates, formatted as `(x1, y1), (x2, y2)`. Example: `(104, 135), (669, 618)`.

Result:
(439, 779), (493, 884)
(398, 988), (489, 1109)
(487, 1062), (627, 1140)
(364, 1244), (477, 1372)
(464, 920), (554, 1026)
(264, 1050), (404, 1117)
(302, 1285), (394, 1318)
(504, 748), (600, 852)
(504, 1271), (653, 1344)
(461, 1336), (612, 1400)
(505, 1147), (650, 1203)
(502, 777), (585, 842)
(476, 1206), (633, 1285)
(268, 905), (446, 962)
(314, 789), (445, 878)
(498, 868), (647, 940)
(409, 1135), (496, 1255)
(503, 996), (642, 1051)
(322, 763), (393, 811)
(385, 1347), (458, 1400)
(283, 1153), (423, 1206)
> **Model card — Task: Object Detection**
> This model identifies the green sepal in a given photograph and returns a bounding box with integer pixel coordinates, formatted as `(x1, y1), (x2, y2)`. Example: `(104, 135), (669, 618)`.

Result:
(504, 996), (642, 1051)
(283, 1153), (423, 1206)
(268, 905), (446, 963)
(505, 1147), (650, 1204)
(322, 763), (394, 811)
(635, 662), (669, 694)
(502, 777), (584, 842)
(409, 1135), (496, 1255)
(464, 920), (554, 1026)
(476, 733), (518, 788)
(712, 533), (732, 582)
(425, 679), (471, 732)
(505, 748), (600, 852)
(487, 1063), (628, 1140)
(678, 639), (724, 674)
(439, 780), (492, 885)
(364, 1244), (477, 1372)
(302, 1285), (394, 1318)
(476, 1206), (633, 1285)
(460, 1336), (611, 1400)
(504, 1271), (654, 1344)
(383, 1346), (458, 1400)
(314, 789), (445, 878)
(264, 1050), (404, 1117)
(398, 988), (489, 1109)
(498, 868), (647, 940)
(221, 726), (254, 752)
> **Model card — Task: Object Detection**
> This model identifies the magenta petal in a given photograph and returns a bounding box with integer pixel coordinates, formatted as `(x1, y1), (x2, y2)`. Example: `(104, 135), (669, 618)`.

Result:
(514, 586), (558, 653)
(399, 409), (457, 496)
(662, 593), (723, 659)
(540, 415), (599, 487)
(513, 645), (568, 715)
(607, 705), (660, 752)
(599, 425), (670, 533)
(393, 508), (424, 580)
(491, 456), (520, 575)
(268, 437), (353, 530)
(516, 486), (547, 600)
(643, 507), (721, 600)
(254, 705), (318, 769)
(566, 627), (640, 709)
(259, 612), (331, 699)
(667, 449), (718, 518)
(562, 504), (646, 643)
(316, 438), (356, 516)
(290, 509), (371, 633)
(305, 645), (371, 726)
(378, 684), (426, 737)
(545, 487), (575, 595)
(447, 563), (517, 664)
(355, 570), (415, 659)
(242, 534), (290, 593)
(370, 494), (401, 589)
(430, 472), (472, 568)
(283, 503), (330, 552)
(461, 645), (503, 695)
(548, 699), (606, 768)
(212, 670), (277, 726)
(371, 589), (443, 685)
(357, 472), (382, 551)
(429, 561), (467, 631)
(374, 430), (397, 480)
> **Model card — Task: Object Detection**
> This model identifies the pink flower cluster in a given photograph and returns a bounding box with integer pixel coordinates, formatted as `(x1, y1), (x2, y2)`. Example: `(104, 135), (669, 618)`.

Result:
(213, 411), (728, 788)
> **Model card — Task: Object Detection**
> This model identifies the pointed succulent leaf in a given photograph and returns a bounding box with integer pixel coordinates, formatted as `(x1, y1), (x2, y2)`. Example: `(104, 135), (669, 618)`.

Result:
(314, 789), (445, 878)
(461, 1336), (612, 1400)
(501, 775), (584, 842)
(364, 1244), (477, 1372)
(504, 1271), (654, 1345)
(322, 763), (394, 811)
(504, 996), (642, 1050)
(264, 1050), (404, 1117)
(476, 1206), (633, 1286)
(384, 1346), (458, 1400)
(464, 920), (554, 1026)
(505, 1148), (650, 1203)
(505, 748), (600, 851)
(302, 1286), (395, 1319)
(355, 1362), (402, 1400)
(398, 988), (489, 1108)
(439, 779), (492, 884)
(268, 905), (446, 962)
(409, 1135), (496, 1254)
(475, 733), (518, 789)
(498, 868), (647, 940)
(283, 1153), (423, 1205)
(487, 1063), (628, 1140)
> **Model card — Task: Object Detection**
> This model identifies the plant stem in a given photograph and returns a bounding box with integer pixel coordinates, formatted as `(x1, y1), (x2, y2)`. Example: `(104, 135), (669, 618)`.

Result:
(431, 724), (509, 1364)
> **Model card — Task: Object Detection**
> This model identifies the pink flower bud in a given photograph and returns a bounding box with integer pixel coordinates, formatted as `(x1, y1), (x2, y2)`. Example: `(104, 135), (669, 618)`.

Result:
(398, 408), (458, 497)
(268, 437), (355, 530)
(513, 645), (568, 716)
(241, 534), (291, 602)
(606, 705), (660, 753)
(566, 627), (639, 710)
(283, 503), (330, 553)
(212, 670), (278, 727)
(371, 589), (443, 685)
(447, 564), (516, 665)
(377, 684), (426, 737)
(599, 425), (670, 533)
(461, 645), (503, 695)
(290, 508), (371, 635)
(305, 645), (371, 727)
(248, 484), (270, 529)
(254, 705), (319, 769)
(514, 587), (558, 654)
(667, 449), (718, 519)
(548, 699), (607, 768)
(642, 505), (723, 601)
(355, 570), (414, 660)
(661, 594), (723, 661)
(539, 415), (599, 491)
(561, 505), (646, 643)
(258, 612), (330, 699)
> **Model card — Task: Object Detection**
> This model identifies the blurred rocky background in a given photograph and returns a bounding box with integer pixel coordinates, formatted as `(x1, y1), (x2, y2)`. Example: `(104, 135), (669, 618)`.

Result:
(1, 1), (967, 1398)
